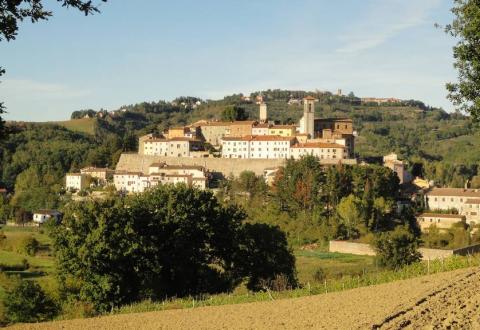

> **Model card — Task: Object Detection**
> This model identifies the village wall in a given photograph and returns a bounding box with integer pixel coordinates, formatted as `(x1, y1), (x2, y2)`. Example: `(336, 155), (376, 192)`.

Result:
(116, 153), (357, 177)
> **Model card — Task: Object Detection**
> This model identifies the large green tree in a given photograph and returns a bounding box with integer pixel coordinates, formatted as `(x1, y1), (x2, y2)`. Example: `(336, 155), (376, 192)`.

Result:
(52, 185), (296, 312)
(445, 0), (480, 121)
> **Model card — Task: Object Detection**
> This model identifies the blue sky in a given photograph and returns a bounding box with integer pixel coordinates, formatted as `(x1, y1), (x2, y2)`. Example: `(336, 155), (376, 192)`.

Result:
(0, 0), (457, 121)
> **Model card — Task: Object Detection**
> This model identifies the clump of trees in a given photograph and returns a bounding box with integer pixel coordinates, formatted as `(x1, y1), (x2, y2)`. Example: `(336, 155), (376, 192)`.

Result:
(52, 185), (297, 312)
(221, 105), (248, 121)
(373, 226), (421, 269)
(4, 280), (58, 323)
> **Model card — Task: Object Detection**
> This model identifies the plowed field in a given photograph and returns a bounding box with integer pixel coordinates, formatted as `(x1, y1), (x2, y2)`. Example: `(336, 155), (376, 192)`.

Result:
(10, 267), (480, 329)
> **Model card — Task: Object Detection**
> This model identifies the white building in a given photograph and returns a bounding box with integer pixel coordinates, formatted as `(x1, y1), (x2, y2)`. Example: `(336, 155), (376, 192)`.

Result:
(252, 123), (270, 136)
(33, 210), (62, 224)
(416, 213), (466, 232)
(425, 188), (480, 224)
(114, 163), (209, 193)
(141, 137), (202, 157)
(290, 142), (347, 160)
(66, 173), (88, 191)
(221, 135), (295, 159)
(80, 167), (113, 184)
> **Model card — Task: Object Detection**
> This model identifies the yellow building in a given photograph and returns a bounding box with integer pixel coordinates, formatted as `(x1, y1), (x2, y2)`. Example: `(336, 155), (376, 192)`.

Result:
(268, 125), (297, 137)
(168, 127), (188, 139)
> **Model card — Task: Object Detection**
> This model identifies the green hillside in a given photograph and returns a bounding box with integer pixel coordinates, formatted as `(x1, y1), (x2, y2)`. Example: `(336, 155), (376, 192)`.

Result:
(50, 118), (97, 135)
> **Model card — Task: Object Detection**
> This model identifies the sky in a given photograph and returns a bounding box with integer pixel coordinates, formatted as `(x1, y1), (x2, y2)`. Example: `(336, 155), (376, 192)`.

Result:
(0, 0), (458, 121)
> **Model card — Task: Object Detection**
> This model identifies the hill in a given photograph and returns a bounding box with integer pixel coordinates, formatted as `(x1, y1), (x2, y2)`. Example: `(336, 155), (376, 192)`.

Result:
(10, 267), (479, 329)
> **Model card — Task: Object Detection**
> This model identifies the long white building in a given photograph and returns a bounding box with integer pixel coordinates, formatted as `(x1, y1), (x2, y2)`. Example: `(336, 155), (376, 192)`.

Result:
(221, 135), (296, 159)
(425, 187), (480, 224)
(141, 136), (203, 157)
(290, 142), (347, 160)
(114, 163), (209, 193)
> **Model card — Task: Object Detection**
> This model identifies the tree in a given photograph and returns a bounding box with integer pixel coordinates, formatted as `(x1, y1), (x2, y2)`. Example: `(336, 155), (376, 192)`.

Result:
(221, 105), (248, 121)
(52, 185), (296, 312)
(444, 0), (480, 121)
(373, 226), (421, 269)
(4, 280), (57, 323)
(236, 223), (297, 291)
(20, 236), (40, 256)
(335, 195), (364, 239)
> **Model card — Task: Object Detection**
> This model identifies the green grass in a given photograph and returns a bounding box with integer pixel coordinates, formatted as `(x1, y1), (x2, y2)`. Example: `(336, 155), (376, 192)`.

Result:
(295, 250), (375, 284)
(51, 118), (96, 135)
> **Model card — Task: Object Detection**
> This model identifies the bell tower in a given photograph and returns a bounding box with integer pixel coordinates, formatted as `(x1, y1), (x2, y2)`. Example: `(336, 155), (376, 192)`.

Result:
(302, 96), (316, 138)
(259, 102), (267, 123)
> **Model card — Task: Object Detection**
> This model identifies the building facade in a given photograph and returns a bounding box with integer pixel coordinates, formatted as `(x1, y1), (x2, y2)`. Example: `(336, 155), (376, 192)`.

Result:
(425, 188), (480, 224)
(66, 173), (88, 191)
(290, 142), (347, 160)
(221, 135), (295, 159)
(199, 122), (231, 146)
(417, 213), (466, 232)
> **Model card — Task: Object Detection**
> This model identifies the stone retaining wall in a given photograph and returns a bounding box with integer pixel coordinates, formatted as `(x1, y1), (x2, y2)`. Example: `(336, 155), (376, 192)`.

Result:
(329, 240), (478, 260)
(116, 153), (357, 177)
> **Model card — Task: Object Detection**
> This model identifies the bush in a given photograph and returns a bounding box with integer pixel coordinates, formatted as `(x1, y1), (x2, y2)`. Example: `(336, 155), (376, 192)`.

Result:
(313, 267), (326, 282)
(19, 237), (39, 256)
(4, 280), (57, 323)
(373, 226), (421, 269)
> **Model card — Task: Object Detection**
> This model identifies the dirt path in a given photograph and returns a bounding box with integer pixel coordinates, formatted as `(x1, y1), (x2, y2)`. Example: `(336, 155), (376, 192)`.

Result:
(11, 267), (480, 330)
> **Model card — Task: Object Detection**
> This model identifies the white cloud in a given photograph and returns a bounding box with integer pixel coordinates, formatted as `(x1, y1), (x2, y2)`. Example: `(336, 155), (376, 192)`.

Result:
(337, 0), (442, 53)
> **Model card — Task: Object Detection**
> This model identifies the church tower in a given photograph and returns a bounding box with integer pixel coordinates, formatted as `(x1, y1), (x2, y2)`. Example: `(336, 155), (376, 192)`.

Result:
(259, 102), (267, 122)
(302, 96), (316, 138)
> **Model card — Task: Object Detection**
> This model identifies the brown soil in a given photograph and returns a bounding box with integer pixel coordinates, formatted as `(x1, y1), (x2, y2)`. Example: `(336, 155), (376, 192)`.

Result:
(10, 267), (480, 330)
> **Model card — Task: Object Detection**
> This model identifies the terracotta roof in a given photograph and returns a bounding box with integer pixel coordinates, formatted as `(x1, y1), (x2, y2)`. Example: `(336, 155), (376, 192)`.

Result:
(314, 118), (352, 123)
(145, 137), (200, 142)
(231, 121), (257, 125)
(222, 135), (295, 142)
(304, 96), (316, 100)
(253, 123), (271, 128)
(418, 213), (465, 219)
(426, 188), (480, 198)
(466, 199), (480, 204)
(114, 171), (143, 176)
(269, 125), (297, 129)
(200, 122), (232, 127)
(81, 167), (111, 172)
(291, 142), (345, 149)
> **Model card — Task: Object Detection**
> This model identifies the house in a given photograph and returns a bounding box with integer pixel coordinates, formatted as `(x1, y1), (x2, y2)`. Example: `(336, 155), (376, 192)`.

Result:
(290, 142), (347, 160)
(33, 209), (62, 224)
(383, 153), (411, 184)
(416, 213), (466, 232)
(252, 123), (270, 136)
(228, 121), (256, 137)
(66, 173), (88, 191)
(268, 125), (297, 137)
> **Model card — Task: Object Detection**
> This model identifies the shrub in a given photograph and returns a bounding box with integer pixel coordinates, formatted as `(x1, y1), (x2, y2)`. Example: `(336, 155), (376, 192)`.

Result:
(373, 226), (421, 269)
(19, 237), (39, 256)
(4, 280), (57, 323)
(313, 267), (326, 282)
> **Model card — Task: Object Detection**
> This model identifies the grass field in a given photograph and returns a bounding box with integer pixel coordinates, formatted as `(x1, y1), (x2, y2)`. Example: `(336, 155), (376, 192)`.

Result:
(50, 118), (96, 135)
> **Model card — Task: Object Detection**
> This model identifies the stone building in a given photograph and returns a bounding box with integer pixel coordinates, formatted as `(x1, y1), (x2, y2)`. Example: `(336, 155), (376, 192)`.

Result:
(290, 142), (347, 160)
(228, 121), (256, 137)
(416, 213), (466, 232)
(141, 137), (203, 157)
(198, 122), (231, 146)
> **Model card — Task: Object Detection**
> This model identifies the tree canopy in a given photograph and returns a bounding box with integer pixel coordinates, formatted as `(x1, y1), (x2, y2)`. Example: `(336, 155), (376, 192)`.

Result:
(445, 0), (480, 121)
(52, 185), (297, 312)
